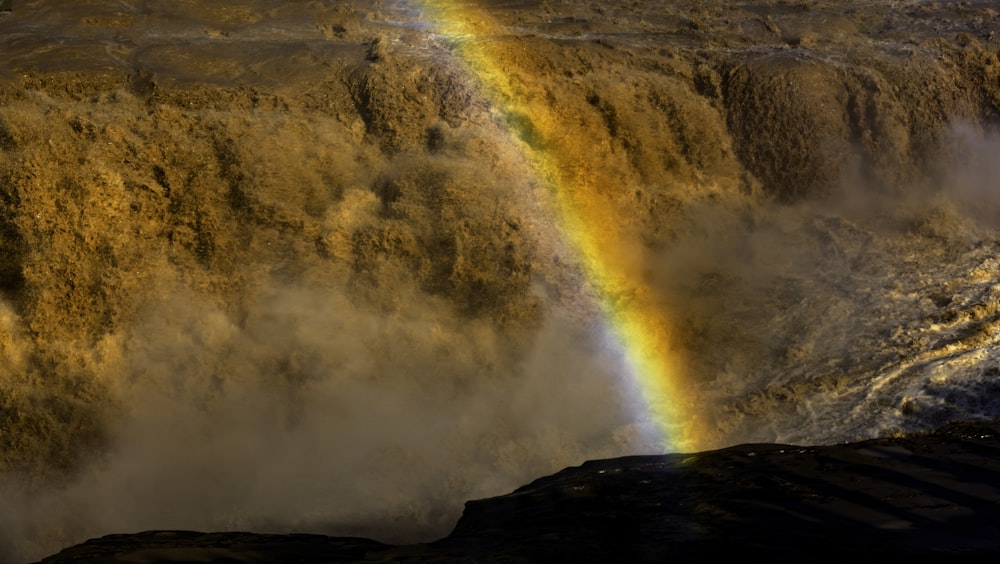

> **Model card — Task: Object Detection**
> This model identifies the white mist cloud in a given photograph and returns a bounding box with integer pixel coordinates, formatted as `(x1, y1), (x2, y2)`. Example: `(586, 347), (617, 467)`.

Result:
(641, 120), (1000, 447)
(938, 121), (1000, 231)
(0, 276), (650, 563)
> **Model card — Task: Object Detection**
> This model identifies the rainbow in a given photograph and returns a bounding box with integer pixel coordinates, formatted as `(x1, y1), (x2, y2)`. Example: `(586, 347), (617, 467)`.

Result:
(417, 1), (700, 452)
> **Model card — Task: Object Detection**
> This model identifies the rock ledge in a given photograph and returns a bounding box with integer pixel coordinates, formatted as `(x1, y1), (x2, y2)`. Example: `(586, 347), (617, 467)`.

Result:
(37, 420), (1000, 563)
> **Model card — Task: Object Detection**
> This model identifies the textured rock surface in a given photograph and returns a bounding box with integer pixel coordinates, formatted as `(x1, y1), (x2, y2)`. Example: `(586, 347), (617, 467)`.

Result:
(36, 420), (1000, 562)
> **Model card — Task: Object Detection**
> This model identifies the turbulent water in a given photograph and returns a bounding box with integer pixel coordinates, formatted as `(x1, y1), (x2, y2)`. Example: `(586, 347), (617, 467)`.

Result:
(2, 1), (1000, 562)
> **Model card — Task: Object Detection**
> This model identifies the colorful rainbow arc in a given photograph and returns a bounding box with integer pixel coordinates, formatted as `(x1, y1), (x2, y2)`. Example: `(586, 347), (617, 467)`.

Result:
(417, 1), (700, 453)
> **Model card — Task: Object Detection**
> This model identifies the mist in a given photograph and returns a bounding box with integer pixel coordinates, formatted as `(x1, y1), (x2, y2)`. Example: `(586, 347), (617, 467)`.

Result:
(0, 81), (653, 561)
(6, 113), (999, 561)
(647, 121), (1000, 445)
(0, 269), (661, 562)
(4, 1), (1000, 560)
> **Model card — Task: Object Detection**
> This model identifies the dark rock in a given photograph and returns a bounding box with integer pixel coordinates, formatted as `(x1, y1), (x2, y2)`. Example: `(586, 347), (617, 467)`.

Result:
(36, 420), (1000, 563)
(34, 531), (389, 564)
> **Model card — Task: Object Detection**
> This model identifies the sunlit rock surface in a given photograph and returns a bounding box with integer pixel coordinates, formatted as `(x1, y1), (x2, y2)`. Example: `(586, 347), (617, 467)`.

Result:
(2, 1), (1000, 562)
(36, 420), (1000, 562)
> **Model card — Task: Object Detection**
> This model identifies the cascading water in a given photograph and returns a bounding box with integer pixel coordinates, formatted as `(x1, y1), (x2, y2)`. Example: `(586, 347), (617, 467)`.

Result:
(1, 1), (999, 562)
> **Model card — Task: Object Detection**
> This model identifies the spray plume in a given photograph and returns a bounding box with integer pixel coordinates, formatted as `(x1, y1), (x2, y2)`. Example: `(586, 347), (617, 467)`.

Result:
(419, 0), (698, 452)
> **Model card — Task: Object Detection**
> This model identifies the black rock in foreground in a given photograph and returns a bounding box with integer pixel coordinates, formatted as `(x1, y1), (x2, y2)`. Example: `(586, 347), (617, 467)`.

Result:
(37, 420), (1000, 563)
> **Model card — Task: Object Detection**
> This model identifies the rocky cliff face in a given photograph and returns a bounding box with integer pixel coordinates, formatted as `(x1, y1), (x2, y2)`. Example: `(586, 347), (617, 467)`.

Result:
(2, 1), (1000, 562)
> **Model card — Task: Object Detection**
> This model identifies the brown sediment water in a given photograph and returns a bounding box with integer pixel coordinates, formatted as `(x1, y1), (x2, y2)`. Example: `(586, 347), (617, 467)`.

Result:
(1, 1), (1000, 562)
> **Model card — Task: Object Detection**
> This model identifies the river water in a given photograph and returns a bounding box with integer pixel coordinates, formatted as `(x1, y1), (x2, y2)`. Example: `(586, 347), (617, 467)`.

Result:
(1, 1), (1000, 562)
